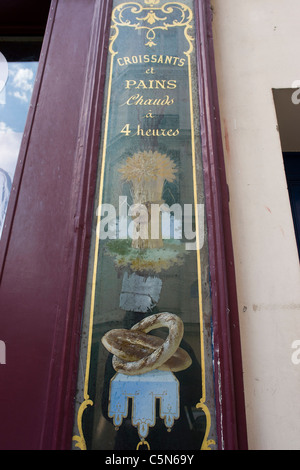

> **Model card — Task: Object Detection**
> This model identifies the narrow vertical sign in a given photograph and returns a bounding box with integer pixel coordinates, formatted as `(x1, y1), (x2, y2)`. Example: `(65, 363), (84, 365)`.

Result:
(73, 0), (217, 451)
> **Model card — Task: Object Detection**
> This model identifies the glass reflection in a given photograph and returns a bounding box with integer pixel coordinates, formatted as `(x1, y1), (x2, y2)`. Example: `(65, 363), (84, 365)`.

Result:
(0, 39), (41, 238)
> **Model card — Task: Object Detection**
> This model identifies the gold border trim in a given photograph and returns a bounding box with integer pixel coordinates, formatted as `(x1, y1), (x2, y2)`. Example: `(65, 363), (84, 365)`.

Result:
(73, 0), (215, 451)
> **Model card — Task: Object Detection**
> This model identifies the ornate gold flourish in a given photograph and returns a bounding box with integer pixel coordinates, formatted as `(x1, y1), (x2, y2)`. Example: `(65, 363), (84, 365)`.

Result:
(196, 399), (216, 450)
(111, 2), (193, 49)
(137, 11), (167, 26)
(72, 398), (93, 450)
(109, 24), (120, 55)
(144, 0), (160, 5)
(137, 439), (151, 450)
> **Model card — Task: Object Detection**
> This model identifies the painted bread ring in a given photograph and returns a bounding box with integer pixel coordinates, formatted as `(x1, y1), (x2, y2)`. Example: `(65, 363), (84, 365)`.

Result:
(103, 313), (184, 375)
(102, 329), (192, 372)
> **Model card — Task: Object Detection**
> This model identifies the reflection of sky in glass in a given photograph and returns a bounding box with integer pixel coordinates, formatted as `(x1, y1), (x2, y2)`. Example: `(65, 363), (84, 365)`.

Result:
(0, 59), (38, 237)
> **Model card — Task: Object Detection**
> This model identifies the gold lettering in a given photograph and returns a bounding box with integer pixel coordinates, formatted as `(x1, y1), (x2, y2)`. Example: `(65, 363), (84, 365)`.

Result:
(125, 80), (136, 89)
(125, 80), (177, 90)
(145, 67), (155, 74)
(117, 55), (186, 67)
(168, 80), (177, 89)
(156, 80), (166, 89)
(119, 124), (180, 137)
(131, 125), (180, 137)
(121, 94), (175, 106)
(136, 80), (148, 89)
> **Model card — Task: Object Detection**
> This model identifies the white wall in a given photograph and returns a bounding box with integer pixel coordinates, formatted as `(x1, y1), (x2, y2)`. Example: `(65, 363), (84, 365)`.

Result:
(211, 0), (300, 449)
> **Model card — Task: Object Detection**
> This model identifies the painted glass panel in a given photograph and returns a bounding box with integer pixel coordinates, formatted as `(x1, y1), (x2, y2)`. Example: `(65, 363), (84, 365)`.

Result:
(73, 0), (217, 451)
(0, 38), (41, 238)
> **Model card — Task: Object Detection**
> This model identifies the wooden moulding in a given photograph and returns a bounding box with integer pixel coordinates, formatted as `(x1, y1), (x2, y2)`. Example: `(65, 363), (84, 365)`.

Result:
(194, 0), (248, 450)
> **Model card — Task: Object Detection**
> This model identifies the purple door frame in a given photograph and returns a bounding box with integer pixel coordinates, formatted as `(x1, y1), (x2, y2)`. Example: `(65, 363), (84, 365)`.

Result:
(195, 1), (248, 450)
(0, 0), (247, 450)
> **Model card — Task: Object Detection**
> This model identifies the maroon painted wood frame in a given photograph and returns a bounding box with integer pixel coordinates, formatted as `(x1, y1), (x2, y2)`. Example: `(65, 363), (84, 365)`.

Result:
(194, 1), (248, 450)
(0, 0), (247, 449)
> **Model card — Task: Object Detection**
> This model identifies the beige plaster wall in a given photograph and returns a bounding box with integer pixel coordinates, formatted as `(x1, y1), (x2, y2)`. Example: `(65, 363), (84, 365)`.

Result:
(211, 0), (300, 449)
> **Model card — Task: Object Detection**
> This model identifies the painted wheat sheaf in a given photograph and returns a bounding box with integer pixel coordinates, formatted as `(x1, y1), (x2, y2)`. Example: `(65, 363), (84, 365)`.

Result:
(118, 150), (177, 203)
(118, 151), (177, 249)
